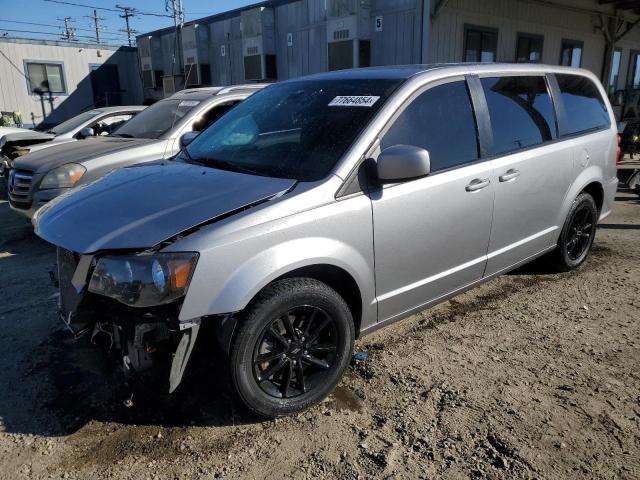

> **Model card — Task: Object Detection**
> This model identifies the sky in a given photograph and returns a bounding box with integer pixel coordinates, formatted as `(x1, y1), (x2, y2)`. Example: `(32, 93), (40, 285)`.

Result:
(0, 0), (257, 45)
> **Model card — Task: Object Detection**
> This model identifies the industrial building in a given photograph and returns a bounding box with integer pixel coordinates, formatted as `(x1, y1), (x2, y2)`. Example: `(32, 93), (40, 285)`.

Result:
(0, 37), (143, 129)
(137, 0), (640, 105)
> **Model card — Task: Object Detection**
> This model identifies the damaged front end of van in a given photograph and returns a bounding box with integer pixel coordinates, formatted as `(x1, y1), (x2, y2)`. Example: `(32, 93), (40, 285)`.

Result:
(51, 247), (202, 393)
(34, 161), (296, 393)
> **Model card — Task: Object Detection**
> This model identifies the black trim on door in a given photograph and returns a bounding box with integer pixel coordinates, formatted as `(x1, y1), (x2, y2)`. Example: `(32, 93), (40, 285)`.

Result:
(465, 74), (493, 158)
(546, 73), (568, 137)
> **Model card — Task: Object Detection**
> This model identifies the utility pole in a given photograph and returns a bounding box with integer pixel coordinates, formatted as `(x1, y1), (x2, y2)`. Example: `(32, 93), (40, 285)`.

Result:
(165, 0), (185, 76)
(115, 5), (137, 47)
(166, 0), (185, 27)
(86, 9), (104, 44)
(59, 16), (75, 41)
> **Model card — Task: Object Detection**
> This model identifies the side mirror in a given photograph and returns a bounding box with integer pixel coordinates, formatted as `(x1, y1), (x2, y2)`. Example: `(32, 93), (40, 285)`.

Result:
(180, 131), (199, 148)
(78, 127), (94, 138)
(376, 145), (431, 183)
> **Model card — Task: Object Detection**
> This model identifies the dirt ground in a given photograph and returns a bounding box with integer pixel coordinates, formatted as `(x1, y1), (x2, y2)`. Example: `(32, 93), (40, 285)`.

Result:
(0, 182), (638, 480)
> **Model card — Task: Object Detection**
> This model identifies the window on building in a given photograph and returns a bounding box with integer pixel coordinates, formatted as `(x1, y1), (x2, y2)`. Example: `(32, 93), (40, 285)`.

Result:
(556, 74), (611, 136)
(559, 39), (583, 68)
(628, 51), (640, 89)
(464, 25), (498, 63)
(26, 62), (66, 94)
(381, 81), (479, 172)
(608, 48), (622, 94)
(481, 76), (557, 156)
(516, 33), (544, 63)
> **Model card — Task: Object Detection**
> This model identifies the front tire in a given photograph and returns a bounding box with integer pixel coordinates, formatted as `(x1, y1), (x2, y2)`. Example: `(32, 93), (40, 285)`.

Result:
(550, 192), (598, 271)
(229, 278), (355, 417)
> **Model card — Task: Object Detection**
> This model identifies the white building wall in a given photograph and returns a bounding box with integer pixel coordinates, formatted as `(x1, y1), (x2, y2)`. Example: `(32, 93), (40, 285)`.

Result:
(0, 38), (143, 128)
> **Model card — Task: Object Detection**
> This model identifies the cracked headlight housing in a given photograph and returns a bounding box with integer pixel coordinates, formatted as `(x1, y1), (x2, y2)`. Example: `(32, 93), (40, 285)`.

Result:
(40, 163), (86, 190)
(88, 253), (198, 308)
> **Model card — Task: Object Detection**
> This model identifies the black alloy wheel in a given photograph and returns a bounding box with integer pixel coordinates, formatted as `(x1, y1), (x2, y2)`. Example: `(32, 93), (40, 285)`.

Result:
(253, 306), (338, 399)
(566, 203), (595, 262)
(229, 278), (354, 417)
(551, 192), (598, 271)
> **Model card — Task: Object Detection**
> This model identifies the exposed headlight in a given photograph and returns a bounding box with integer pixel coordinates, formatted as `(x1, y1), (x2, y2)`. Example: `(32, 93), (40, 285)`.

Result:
(88, 252), (198, 308)
(40, 163), (86, 190)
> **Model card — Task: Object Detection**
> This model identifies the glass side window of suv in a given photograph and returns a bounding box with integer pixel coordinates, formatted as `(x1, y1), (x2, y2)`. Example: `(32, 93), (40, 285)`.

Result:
(481, 75), (558, 156)
(381, 81), (480, 172)
(555, 74), (611, 136)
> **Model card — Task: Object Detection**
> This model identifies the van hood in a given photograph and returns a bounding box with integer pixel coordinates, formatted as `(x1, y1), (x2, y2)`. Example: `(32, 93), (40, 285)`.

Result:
(13, 137), (159, 173)
(34, 162), (296, 254)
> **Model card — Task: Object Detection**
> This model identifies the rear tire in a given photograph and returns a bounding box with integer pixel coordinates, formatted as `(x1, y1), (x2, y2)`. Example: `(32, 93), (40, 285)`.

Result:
(229, 278), (354, 417)
(550, 192), (598, 272)
(627, 170), (640, 196)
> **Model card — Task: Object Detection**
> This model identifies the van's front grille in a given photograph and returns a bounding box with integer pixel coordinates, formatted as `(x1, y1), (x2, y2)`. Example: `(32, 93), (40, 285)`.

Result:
(8, 169), (35, 209)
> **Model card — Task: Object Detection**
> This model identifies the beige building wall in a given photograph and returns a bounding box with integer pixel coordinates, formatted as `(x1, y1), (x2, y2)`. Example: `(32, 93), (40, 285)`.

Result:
(0, 38), (143, 128)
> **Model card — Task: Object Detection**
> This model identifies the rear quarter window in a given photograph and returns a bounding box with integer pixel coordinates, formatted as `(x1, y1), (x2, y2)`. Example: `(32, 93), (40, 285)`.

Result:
(556, 74), (611, 136)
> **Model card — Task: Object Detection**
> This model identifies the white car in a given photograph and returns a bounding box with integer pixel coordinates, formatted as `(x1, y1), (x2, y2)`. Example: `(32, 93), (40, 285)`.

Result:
(1, 106), (145, 177)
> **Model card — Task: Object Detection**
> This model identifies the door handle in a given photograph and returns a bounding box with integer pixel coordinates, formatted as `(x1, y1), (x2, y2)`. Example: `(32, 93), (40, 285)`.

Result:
(465, 178), (491, 192)
(499, 169), (521, 183)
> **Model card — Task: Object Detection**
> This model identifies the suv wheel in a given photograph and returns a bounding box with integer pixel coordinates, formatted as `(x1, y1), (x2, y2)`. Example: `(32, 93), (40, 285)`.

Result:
(229, 278), (355, 417)
(551, 192), (598, 271)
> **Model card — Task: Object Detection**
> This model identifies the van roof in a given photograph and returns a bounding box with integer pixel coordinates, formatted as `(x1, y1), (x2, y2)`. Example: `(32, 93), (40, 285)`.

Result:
(296, 63), (597, 82)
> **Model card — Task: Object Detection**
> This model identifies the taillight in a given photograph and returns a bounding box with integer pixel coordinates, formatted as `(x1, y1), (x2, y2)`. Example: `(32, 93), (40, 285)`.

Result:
(616, 134), (622, 164)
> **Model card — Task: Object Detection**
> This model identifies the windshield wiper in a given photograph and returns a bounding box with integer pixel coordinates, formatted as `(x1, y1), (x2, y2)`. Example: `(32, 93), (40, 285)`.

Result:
(109, 133), (135, 138)
(193, 157), (262, 176)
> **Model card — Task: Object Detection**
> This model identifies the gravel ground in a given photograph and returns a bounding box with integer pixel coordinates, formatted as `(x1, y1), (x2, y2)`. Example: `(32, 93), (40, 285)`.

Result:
(0, 183), (638, 480)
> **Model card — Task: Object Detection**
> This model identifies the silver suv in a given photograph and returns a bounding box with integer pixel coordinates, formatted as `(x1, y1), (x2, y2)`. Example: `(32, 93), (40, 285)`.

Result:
(9, 85), (264, 218)
(35, 64), (617, 417)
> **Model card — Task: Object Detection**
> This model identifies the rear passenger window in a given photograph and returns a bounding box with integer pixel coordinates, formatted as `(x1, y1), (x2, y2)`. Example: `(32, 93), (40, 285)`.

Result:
(555, 74), (611, 136)
(481, 76), (557, 156)
(381, 81), (479, 172)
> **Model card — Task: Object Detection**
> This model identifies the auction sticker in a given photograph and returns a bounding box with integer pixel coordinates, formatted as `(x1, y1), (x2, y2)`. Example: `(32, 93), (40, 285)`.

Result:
(179, 100), (201, 107)
(329, 96), (380, 107)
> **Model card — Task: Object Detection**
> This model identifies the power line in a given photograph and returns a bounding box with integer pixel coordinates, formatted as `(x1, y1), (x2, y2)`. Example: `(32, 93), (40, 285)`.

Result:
(0, 19), (126, 37)
(0, 27), (126, 43)
(43, 0), (173, 18)
(44, 0), (119, 12)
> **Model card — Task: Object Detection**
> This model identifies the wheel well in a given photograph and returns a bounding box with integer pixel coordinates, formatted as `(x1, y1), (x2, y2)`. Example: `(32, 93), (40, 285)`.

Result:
(581, 182), (604, 213)
(276, 265), (363, 337)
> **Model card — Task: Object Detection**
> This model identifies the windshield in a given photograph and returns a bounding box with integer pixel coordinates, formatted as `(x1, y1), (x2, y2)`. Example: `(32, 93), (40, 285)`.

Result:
(49, 110), (102, 135)
(184, 79), (403, 181)
(112, 99), (201, 139)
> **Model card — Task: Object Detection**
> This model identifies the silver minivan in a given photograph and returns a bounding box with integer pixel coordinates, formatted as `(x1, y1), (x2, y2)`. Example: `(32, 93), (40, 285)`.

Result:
(35, 64), (617, 417)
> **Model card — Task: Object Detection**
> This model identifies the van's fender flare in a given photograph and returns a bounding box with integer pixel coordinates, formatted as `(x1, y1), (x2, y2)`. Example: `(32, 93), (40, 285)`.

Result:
(178, 236), (374, 321)
(554, 165), (604, 237)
